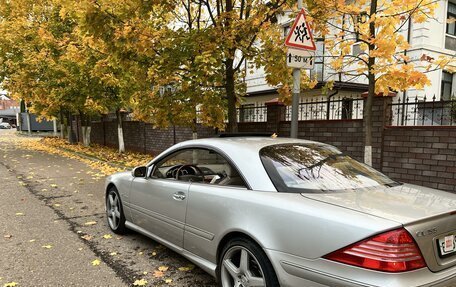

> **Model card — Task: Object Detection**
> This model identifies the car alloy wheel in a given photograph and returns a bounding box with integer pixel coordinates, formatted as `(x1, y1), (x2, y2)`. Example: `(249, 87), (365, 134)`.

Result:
(219, 238), (279, 287)
(106, 187), (127, 234)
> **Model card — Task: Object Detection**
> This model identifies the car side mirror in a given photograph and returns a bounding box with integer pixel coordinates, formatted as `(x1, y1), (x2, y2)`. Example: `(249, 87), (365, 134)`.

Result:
(132, 166), (147, 178)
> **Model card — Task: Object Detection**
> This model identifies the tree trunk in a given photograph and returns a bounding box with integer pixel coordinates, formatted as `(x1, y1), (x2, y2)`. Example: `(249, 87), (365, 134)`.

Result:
(26, 112), (31, 135)
(192, 118), (198, 140)
(364, 0), (378, 166)
(116, 109), (125, 153)
(67, 112), (76, 144)
(224, 0), (237, 133)
(59, 110), (64, 139)
(225, 59), (238, 133)
(81, 113), (92, 147)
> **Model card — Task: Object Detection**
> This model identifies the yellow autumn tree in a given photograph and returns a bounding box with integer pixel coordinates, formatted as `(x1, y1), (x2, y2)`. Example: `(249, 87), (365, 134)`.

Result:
(0, 0), (112, 146)
(307, 0), (456, 165)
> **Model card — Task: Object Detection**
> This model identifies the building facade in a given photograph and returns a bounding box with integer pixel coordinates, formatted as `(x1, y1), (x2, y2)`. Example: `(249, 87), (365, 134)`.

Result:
(241, 0), (455, 124)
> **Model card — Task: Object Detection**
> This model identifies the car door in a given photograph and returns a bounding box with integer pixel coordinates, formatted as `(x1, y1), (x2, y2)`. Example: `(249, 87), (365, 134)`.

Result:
(129, 149), (196, 249)
(183, 149), (249, 261)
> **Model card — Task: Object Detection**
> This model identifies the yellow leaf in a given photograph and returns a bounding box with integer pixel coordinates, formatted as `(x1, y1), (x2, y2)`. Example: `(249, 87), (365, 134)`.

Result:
(165, 278), (172, 284)
(109, 252), (117, 256)
(153, 270), (164, 278)
(102, 234), (112, 239)
(15, 213), (24, 216)
(42, 245), (52, 249)
(3, 282), (18, 287)
(81, 235), (92, 241)
(133, 279), (148, 286)
(91, 259), (101, 266)
(158, 266), (169, 272)
(84, 221), (97, 226)
(178, 265), (194, 272)
(28, 239), (35, 242)
(54, 204), (61, 207)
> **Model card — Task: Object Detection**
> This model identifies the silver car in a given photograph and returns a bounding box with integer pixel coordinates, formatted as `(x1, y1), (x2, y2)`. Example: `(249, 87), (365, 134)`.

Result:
(105, 136), (456, 287)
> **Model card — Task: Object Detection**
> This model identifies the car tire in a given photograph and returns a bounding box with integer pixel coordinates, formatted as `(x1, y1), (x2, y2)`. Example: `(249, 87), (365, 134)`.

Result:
(217, 237), (279, 287)
(106, 187), (127, 234)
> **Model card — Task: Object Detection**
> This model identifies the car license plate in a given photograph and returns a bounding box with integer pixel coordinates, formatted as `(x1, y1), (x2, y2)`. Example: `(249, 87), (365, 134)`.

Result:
(438, 234), (456, 256)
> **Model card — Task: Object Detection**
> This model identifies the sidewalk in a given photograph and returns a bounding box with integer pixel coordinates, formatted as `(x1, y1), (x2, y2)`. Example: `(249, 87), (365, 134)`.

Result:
(0, 130), (216, 287)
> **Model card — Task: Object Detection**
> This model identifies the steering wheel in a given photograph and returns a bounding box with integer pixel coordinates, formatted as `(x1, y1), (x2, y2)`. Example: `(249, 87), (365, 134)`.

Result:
(165, 165), (183, 178)
(175, 164), (204, 182)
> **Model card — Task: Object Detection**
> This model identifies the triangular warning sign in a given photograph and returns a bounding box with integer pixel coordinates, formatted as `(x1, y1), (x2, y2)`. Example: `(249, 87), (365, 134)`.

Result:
(285, 9), (316, 51)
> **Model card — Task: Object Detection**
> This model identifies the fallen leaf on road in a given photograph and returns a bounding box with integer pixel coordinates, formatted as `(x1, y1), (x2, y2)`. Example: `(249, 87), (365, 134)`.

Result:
(15, 213), (24, 216)
(133, 279), (148, 286)
(142, 271), (148, 275)
(151, 252), (157, 256)
(109, 252), (117, 256)
(91, 259), (101, 266)
(153, 270), (164, 278)
(50, 184), (58, 188)
(4, 235), (12, 239)
(165, 279), (172, 284)
(42, 245), (52, 249)
(84, 221), (97, 226)
(41, 189), (48, 192)
(102, 234), (112, 239)
(28, 239), (35, 242)
(3, 282), (18, 287)
(81, 235), (92, 241)
(178, 265), (195, 272)
(158, 266), (169, 272)
(54, 204), (61, 207)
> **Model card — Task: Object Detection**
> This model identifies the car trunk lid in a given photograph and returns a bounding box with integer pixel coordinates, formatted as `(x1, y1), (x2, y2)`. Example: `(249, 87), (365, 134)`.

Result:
(302, 183), (456, 272)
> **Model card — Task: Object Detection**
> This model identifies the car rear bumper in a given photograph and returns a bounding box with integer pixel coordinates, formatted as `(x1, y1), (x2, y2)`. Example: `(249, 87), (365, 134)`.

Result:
(265, 249), (456, 287)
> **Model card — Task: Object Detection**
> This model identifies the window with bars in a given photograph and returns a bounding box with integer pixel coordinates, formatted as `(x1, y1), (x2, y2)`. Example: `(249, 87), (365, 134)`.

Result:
(447, 2), (456, 36)
(441, 71), (454, 100)
(309, 40), (325, 82)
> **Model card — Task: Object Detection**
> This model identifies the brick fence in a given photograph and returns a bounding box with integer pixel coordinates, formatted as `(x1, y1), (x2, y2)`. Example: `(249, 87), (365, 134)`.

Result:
(84, 96), (456, 193)
(382, 127), (456, 192)
(89, 121), (217, 155)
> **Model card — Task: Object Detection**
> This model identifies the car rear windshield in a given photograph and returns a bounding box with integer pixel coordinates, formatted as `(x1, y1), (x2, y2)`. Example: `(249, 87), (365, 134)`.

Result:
(260, 143), (398, 193)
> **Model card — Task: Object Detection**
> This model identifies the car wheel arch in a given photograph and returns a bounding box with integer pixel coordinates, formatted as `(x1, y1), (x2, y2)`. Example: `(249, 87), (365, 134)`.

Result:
(106, 183), (117, 196)
(216, 231), (280, 284)
(216, 231), (271, 263)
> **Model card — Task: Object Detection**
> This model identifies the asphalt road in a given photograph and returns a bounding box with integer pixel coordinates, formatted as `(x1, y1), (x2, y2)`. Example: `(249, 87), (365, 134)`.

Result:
(0, 129), (216, 287)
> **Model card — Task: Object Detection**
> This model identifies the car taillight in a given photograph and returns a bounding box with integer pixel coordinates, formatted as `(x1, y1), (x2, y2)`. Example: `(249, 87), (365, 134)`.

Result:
(324, 228), (426, 272)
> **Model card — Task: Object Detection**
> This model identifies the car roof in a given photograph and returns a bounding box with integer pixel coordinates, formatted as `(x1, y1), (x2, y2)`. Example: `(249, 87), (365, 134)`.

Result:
(161, 137), (328, 191)
(178, 136), (325, 152)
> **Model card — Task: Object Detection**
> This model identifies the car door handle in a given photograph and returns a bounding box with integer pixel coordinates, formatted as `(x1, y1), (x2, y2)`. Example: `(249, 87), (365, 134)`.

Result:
(172, 192), (186, 201)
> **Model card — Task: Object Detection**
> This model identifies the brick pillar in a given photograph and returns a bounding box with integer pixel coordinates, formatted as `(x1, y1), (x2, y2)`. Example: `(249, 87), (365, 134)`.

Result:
(364, 94), (393, 170)
(265, 98), (286, 135)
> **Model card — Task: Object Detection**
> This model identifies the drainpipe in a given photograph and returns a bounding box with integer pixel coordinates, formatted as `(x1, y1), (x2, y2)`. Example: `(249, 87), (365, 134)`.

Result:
(401, 19), (412, 125)
(326, 89), (339, 120)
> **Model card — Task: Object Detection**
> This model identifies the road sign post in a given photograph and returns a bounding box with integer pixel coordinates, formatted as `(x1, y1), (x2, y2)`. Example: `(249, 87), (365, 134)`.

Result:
(285, 2), (316, 138)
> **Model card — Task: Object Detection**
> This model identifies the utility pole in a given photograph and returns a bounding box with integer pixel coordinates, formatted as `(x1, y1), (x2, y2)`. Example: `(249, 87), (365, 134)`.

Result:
(290, 0), (303, 138)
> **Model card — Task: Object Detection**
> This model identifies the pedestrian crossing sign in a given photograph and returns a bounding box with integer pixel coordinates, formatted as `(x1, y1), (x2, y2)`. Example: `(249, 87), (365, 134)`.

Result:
(285, 8), (316, 51)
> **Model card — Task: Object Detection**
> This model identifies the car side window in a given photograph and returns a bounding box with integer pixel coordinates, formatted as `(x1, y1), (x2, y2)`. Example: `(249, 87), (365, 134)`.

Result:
(151, 148), (247, 187)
